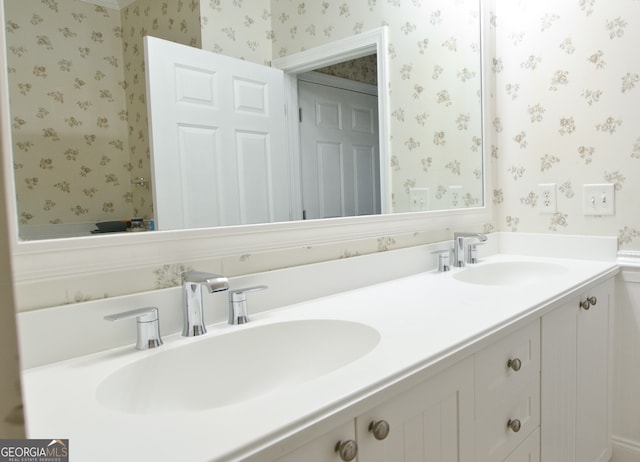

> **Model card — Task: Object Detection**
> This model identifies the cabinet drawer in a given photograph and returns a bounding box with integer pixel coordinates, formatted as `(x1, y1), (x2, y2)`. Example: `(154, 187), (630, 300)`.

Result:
(504, 427), (540, 462)
(475, 320), (540, 403)
(476, 380), (539, 462)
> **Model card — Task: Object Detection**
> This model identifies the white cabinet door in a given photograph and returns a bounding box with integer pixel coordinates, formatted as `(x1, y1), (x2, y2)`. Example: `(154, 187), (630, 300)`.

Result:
(575, 282), (612, 462)
(541, 279), (613, 462)
(145, 36), (290, 230)
(272, 421), (355, 462)
(355, 357), (475, 462)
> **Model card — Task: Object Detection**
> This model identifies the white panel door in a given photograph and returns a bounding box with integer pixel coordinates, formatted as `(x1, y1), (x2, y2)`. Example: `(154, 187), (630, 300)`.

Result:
(298, 79), (380, 219)
(145, 36), (290, 230)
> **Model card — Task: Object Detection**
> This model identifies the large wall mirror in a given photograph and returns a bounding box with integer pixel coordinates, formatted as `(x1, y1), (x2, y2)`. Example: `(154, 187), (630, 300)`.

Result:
(3, 0), (484, 241)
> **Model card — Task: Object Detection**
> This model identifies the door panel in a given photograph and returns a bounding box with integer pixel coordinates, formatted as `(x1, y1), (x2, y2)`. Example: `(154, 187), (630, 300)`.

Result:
(299, 79), (380, 220)
(145, 36), (290, 230)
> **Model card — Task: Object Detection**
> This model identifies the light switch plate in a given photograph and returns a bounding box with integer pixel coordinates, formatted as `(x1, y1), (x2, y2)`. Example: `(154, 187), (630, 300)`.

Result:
(409, 188), (429, 211)
(583, 184), (615, 216)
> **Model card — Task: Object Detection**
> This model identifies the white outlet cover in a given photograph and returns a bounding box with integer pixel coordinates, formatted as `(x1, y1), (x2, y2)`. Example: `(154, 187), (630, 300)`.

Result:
(538, 183), (557, 213)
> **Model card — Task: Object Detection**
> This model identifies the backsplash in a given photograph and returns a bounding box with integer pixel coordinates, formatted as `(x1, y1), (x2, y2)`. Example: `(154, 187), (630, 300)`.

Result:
(492, 0), (640, 250)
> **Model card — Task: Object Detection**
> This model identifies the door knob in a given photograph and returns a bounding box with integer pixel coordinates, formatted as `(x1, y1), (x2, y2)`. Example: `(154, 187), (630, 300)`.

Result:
(507, 418), (522, 432)
(507, 358), (522, 371)
(335, 440), (358, 461)
(369, 419), (390, 440)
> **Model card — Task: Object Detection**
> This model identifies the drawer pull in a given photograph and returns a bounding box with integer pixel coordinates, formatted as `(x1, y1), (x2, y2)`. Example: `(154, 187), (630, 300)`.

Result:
(507, 358), (522, 372)
(580, 299), (591, 310)
(335, 440), (358, 461)
(507, 419), (522, 433)
(588, 296), (598, 306)
(369, 419), (390, 440)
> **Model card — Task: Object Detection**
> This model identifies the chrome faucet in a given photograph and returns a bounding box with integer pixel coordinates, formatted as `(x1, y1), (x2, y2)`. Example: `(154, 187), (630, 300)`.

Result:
(182, 271), (229, 337)
(453, 232), (487, 267)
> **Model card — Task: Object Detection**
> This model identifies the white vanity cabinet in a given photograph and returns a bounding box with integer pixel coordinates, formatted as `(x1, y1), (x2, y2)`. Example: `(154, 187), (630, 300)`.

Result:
(541, 279), (613, 462)
(268, 275), (615, 462)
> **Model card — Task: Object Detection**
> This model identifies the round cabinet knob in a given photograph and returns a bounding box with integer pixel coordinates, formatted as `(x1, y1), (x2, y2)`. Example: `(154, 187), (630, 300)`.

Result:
(588, 296), (598, 306)
(369, 419), (391, 440)
(335, 440), (358, 461)
(507, 358), (522, 372)
(507, 419), (522, 433)
(579, 299), (591, 311)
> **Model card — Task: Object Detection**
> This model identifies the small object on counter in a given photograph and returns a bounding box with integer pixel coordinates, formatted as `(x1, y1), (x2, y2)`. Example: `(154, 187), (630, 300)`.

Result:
(130, 218), (145, 232)
(91, 221), (128, 234)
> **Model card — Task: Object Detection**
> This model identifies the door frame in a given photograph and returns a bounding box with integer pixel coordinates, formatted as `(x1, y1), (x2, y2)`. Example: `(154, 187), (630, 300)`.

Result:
(273, 27), (391, 219)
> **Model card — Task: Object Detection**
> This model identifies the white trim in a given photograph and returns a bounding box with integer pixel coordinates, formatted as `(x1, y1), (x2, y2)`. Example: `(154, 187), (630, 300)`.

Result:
(298, 71), (378, 96)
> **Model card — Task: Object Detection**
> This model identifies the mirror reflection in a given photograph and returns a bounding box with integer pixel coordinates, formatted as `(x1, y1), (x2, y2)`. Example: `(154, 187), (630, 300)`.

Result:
(4, 0), (483, 240)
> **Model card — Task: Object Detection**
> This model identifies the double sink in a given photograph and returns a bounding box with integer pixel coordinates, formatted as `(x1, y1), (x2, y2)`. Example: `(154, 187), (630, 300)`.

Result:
(96, 258), (568, 415)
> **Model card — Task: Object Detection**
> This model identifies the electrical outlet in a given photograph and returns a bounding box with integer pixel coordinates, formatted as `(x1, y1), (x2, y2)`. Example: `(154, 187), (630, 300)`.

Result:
(449, 186), (463, 208)
(409, 188), (429, 211)
(538, 183), (557, 213)
(583, 184), (615, 216)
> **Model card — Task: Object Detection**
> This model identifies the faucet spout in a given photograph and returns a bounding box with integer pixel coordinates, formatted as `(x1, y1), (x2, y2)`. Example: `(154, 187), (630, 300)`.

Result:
(453, 232), (487, 267)
(182, 271), (229, 337)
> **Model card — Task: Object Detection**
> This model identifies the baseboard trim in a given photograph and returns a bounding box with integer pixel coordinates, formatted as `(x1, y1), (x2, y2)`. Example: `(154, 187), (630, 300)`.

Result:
(612, 436), (640, 462)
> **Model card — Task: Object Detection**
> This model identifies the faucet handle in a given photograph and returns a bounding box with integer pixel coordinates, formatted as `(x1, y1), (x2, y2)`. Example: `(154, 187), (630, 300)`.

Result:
(467, 242), (486, 264)
(104, 307), (163, 350)
(431, 249), (451, 272)
(229, 285), (268, 325)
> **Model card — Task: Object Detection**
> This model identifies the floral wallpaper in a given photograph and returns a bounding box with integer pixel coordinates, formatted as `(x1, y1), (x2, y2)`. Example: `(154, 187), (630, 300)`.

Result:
(316, 54), (378, 85)
(492, 0), (640, 250)
(5, 0), (201, 232)
(5, 0), (131, 227)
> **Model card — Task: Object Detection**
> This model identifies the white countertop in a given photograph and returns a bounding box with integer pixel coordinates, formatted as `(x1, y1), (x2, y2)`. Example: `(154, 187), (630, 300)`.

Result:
(21, 252), (619, 462)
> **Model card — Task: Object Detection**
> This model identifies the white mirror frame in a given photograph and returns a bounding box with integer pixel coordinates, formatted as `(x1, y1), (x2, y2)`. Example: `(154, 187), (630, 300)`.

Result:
(1, 0), (492, 287)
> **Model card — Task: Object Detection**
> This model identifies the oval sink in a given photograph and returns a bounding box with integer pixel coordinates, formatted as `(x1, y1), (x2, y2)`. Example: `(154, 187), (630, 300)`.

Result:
(452, 261), (569, 286)
(96, 319), (380, 414)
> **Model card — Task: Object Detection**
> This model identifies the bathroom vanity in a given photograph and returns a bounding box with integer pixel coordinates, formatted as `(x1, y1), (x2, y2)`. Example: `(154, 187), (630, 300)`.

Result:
(18, 234), (619, 462)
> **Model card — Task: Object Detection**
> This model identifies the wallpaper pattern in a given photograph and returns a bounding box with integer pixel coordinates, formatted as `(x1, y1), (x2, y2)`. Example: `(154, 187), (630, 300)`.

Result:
(5, 0), (200, 228)
(6, 0), (131, 226)
(492, 0), (640, 250)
